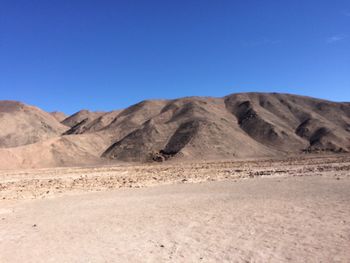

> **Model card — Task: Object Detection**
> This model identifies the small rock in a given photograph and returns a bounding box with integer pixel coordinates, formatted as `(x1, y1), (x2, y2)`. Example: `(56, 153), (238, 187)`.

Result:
(32, 224), (37, 227)
(160, 244), (164, 248)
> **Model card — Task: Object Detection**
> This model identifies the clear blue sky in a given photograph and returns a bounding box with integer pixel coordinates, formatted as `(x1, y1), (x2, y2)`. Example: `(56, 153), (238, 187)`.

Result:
(1, 0), (349, 114)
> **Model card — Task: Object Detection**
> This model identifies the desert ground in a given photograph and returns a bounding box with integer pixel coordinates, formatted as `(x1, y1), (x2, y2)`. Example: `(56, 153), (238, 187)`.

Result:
(0, 155), (350, 262)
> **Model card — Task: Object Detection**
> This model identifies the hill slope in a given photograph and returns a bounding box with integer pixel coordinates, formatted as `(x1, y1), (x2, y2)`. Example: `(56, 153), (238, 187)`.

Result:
(61, 110), (106, 128)
(50, 111), (68, 122)
(101, 93), (350, 162)
(0, 93), (349, 169)
(0, 101), (68, 148)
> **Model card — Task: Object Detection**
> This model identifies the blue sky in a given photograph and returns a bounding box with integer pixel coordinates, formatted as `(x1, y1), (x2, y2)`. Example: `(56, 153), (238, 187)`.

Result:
(1, 0), (349, 114)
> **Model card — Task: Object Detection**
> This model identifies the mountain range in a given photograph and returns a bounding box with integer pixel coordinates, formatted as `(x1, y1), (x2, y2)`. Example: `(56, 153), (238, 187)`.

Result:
(0, 92), (349, 169)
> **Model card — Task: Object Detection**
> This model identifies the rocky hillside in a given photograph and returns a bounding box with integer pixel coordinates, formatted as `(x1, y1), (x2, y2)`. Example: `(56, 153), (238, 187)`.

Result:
(0, 93), (349, 168)
(0, 101), (68, 148)
(101, 93), (350, 162)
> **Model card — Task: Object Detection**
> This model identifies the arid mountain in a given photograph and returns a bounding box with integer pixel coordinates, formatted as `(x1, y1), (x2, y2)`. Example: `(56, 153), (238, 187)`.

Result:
(225, 93), (350, 152)
(102, 93), (350, 162)
(0, 133), (113, 169)
(61, 110), (106, 128)
(0, 93), (349, 169)
(0, 101), (68, 148)
(102, 97), (277, 161)
(63, 110), (122, 135)
(50, 111), (68, 122)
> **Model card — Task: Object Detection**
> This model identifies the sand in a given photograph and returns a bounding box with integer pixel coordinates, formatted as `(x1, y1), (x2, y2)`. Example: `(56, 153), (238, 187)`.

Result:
(1, 177), (349, 262)
(0, 156), (350, 262)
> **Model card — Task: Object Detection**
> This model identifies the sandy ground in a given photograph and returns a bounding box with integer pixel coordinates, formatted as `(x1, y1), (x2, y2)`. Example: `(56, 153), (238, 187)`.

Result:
(1, 156), (350, 262)
(1, 155), (349, 200)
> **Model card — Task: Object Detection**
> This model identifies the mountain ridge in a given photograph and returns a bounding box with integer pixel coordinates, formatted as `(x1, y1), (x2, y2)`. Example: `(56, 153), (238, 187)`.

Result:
(0, 92), (349, 169)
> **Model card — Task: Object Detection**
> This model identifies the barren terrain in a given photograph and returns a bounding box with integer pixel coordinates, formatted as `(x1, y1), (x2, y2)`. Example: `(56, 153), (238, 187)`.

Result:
(1, 93), (350, 262)
(1, 155), (349, 200)
(1, 93), (350, 169)
(1, 156), (349, 262)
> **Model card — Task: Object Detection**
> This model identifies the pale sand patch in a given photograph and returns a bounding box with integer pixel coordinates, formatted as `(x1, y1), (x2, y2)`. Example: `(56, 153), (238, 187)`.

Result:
(1, 176), (349, 262)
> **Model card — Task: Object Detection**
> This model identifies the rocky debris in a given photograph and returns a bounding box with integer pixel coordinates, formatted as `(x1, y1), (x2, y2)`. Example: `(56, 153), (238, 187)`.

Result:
(1, 155), (349, 200)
